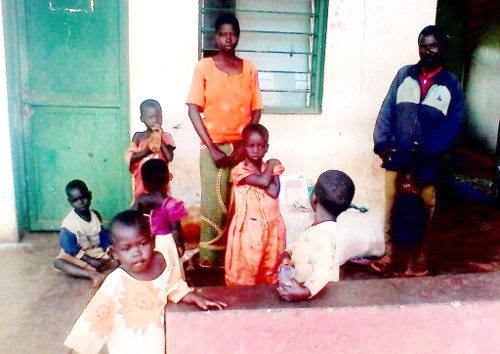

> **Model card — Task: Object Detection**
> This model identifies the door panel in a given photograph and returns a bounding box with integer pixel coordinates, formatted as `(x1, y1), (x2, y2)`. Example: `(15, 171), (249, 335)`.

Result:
(26, 107), (130, 229)
(25, 0), (122, 104)
(15, 0), (130, 230)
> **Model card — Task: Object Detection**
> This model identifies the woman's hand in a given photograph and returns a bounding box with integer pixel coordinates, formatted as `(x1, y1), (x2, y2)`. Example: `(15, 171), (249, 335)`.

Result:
(227, 141), (245, 165)
(209, 146), (231, 168)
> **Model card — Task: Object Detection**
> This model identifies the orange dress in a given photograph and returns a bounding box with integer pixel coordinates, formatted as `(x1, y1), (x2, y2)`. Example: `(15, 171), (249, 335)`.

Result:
(225, 161), (286, 285)
(186, 57), (263, 144)
(125, 132), (175, 197)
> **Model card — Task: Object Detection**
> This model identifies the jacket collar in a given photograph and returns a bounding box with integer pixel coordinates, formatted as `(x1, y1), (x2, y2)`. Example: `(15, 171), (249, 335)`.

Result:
(410, 62), (447, 84)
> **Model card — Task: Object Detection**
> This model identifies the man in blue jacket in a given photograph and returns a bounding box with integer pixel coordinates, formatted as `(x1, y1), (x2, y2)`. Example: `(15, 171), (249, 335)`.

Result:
(372, 25), (465, 276)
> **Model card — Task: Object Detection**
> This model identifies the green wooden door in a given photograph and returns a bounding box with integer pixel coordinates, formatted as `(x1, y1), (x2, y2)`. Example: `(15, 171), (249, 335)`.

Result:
(11, 0), (130, 230)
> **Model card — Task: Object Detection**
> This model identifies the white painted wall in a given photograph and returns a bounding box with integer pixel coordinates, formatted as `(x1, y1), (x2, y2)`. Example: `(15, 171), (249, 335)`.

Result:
(128, 0), (201, 204)
(0, 0), (437, 241)
(0, 4), (19, 242)
(128, 0), (437, 212)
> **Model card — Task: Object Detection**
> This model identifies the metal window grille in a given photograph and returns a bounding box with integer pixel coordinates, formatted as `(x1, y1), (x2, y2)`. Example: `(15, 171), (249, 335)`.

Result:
(199, 0), (328, 113)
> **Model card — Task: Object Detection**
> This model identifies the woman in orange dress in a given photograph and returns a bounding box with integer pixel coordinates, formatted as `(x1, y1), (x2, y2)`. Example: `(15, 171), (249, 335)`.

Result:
(186, 13), (263, 267)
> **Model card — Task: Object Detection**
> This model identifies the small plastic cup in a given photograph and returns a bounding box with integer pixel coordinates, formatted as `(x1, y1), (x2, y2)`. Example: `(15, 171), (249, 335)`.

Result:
(278, 265), (296, 286)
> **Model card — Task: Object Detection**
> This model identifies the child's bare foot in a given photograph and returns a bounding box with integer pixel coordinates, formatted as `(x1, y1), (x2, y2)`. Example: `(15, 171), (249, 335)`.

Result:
(83, 264), (97, 272)
(90, 272), (106, 288)
(371, 255), (393, 273)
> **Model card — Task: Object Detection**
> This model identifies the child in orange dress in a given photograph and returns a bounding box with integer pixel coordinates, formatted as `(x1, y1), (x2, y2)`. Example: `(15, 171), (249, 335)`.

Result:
(225, 124), (286, 285)
(125, 99), (175, 198)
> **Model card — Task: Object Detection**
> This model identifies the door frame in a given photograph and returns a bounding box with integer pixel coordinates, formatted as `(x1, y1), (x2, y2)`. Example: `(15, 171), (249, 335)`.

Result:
(2, 0), (130, 233)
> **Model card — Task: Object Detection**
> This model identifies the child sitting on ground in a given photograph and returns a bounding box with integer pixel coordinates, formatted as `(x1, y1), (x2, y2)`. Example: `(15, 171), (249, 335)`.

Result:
(125, 99), (175, 198)
(132, 159), (188, 276)
(225, 124), (286, 285)
(64, 210), (226, 354)
(277, 170), (355, 301)
(53, 180), (114, 287)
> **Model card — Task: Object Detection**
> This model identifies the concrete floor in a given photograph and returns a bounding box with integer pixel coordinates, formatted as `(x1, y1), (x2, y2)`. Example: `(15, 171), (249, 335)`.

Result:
(0, 184), (499, 353)
(0, 234), (98, 354)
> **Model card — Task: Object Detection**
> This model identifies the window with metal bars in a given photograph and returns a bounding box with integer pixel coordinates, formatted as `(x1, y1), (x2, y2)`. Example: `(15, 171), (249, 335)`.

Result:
(199, 0), (329, 113)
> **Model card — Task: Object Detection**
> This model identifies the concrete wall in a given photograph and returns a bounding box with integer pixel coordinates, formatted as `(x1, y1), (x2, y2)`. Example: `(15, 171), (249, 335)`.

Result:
(166, 273), (500, 353)
(129, 0), (437, 209)
(0, 3), (19, 242)
(0, 0), (437, 241)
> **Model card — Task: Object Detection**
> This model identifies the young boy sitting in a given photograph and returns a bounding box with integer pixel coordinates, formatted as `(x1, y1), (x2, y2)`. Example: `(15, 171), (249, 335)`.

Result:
(277, 170), (355, 301)
(53, 180), (114, 287)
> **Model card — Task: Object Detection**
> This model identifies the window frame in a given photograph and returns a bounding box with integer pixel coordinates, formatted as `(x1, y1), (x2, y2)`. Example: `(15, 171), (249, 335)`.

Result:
(198, 0), (329, 114)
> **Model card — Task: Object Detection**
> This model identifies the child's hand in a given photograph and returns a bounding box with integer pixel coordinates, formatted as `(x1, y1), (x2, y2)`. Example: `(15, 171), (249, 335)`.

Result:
(182, 292), (227, 310)
(278, 251), (292, 268)
(195, 297), (227, 311)
(177, 245), (185, 258)
(151, 123), (162, 132)
(148, 134), (162, 153)
(277, 278), (311, 302)
(266, 158), (281, 168)
(82, 255), (104, 270)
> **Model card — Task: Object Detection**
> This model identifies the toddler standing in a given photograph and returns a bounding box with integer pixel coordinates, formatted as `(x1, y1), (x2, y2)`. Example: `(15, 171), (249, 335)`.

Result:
(277, 170), (355, 301)
(64, 210), (226, 354)
(225, 124), (286, 285)
(132, 158), (188, 277)
(126, 99), (175, 198)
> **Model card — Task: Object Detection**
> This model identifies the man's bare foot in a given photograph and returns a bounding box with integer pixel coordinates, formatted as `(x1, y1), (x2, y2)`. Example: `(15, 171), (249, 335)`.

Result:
(90, 272), (105, 288)
(468, 261), (500, 272)
(404, 268), (429, 277)
(371, 255), (393, 273)
(403, 259), (429, 277)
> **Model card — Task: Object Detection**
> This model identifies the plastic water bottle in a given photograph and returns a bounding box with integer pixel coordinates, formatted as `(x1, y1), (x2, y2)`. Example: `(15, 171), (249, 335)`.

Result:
(278, 265), (296, 286)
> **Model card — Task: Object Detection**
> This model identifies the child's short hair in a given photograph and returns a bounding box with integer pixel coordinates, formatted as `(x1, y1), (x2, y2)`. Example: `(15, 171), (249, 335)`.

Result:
(65, 179), (89, 196)
(215, 13), (240, 35)
(110, 209), (151, 242)
(140, 99), (162, 115)
(242, 124), (269, 142)
(314, 170), (355, 217)
(141, 159), (169, 192)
